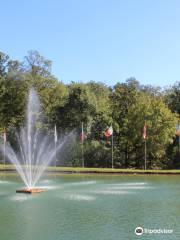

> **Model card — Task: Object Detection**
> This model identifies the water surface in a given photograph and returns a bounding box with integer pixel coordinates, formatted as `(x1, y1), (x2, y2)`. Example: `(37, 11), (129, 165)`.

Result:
(0, 174), (179, 240)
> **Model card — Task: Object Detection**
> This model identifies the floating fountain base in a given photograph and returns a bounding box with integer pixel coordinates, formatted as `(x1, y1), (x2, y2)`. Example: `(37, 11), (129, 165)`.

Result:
(16, 188), (46, 194)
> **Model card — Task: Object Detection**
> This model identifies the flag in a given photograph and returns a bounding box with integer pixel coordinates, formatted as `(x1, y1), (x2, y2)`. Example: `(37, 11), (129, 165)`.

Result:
(80, 130), (87, 142)
(54, 125), (57, 143)
(105, 126), (113, 138)
(80, 123), (87, 143)
(143, 124), (147, 140)
(176, 124), (180, 136)
(80, 133), (87, 142)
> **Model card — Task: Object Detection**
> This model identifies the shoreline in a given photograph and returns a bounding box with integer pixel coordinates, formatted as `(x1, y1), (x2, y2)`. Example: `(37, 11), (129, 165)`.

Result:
(1, 165), (180, 175)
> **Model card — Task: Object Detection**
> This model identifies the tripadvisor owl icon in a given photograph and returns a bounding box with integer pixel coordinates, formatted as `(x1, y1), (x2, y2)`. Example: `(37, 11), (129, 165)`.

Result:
(135, 227), (143, 236)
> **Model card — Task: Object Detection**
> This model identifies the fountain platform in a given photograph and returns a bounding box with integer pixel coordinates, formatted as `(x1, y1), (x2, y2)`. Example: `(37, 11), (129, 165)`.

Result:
(16, 188), (46, 194)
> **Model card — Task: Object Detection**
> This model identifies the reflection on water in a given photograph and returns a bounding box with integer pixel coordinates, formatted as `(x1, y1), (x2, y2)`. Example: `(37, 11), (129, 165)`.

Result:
(64, 180), (97, 186)
(108, 182), (148, 185)
(91, 190), (130, 195)
(10, 194), (32, 202)
(63, 194), (96, 201)
(109, 185), (153, 189)
(0, 180), (12, 184)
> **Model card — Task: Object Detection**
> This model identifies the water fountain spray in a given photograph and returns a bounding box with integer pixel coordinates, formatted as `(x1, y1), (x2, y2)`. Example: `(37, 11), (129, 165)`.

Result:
(1, 88), (73, 193)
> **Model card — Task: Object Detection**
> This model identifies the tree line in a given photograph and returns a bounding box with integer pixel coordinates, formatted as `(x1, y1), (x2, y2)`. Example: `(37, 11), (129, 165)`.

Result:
(0, 50), (179, 169)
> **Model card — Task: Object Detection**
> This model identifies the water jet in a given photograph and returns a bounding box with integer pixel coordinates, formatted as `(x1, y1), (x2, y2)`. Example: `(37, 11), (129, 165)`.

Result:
(1, 88), (74, 193)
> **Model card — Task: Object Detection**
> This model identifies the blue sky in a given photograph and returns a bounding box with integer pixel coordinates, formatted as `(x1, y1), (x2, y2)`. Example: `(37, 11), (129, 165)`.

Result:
(1, 0), (180, 87)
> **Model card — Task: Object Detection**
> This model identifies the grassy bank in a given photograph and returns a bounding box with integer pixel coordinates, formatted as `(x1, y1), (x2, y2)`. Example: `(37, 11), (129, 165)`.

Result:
(1, 164), (180, 174)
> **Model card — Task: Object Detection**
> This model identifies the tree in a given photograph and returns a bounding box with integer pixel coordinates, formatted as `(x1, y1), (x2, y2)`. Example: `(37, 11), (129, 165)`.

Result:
(0, 50), (179, 169)
(0, 74), (28, 129)
(111, 79), (139, 167)
(0, 52), (9, 77)
(164, 82), (180, 168)
(7, 60), (23, 73)
(165, 82), (180, 114)
(24, 50), (52, 77)
(111, 79), (178, 169)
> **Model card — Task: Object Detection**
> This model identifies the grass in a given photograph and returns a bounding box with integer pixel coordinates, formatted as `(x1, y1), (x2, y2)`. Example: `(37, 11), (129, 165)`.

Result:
(1, 164), (180, 174)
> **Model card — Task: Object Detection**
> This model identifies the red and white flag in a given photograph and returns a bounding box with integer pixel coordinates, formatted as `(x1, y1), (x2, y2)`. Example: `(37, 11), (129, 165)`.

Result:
(80, 131), (87, 143)
(80, 123), (87, 143)
(105, 126), (113, 138)
(143, 124), (147, 140)
(176, 124), (180, 136)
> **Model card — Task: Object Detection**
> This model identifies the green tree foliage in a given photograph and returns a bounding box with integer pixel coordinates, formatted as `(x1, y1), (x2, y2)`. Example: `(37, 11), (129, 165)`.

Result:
(0, 51), (178, 169)
(165, 82), (180, 114)
(111, 79), (178, 169)
(24, 50), (52, 77)
(165, 82), (180, 168)
(0, 52), (9, 77)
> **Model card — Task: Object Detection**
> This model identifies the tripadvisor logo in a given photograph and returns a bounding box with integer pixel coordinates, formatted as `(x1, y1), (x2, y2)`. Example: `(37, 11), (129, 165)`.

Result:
(135, 226), (173, 236)
(135, 227), (143, 236)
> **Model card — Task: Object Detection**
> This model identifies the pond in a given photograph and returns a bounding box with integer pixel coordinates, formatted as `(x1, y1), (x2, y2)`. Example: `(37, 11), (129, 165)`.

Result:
(0, 174), (180, 240)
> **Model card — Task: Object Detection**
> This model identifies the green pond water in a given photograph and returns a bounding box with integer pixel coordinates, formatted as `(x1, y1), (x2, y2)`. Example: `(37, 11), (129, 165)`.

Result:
(0, 174), (180, 240)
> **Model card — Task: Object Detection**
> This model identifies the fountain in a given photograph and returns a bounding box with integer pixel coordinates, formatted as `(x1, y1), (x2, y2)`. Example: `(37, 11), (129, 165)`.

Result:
(1, 88), (73, 193)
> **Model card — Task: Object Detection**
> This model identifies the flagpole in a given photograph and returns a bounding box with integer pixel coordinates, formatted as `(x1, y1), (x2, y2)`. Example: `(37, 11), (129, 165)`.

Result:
(55, 140), (57, 167)
(81, 122), (84, 168)
(179, 121), (180, 156)
(144, 119), (147, 171)
(3, 136), (6, 168)
(55, 125), (57, 167)
(111, 129), (114, 169)
(175, 120), (180, 156)
(3, 128), (6, 168)
(105, 125), (113, 168)
(144, 138), (147, 171)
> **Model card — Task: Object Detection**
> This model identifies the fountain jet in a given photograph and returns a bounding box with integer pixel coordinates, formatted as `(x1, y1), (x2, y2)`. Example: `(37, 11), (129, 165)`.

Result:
(1, 88), (73, 193)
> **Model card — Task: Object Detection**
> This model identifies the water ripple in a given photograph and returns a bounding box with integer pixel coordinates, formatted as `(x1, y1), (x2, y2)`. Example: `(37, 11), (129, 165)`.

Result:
(0, 180), (12, 184)
(108, 182), (148, 186)
(109, 186), (153, 190)
(10, 194), (32, 202)
(65, 181), (97, 186)
(92, 190), (130, 195)
(63, 194), (96, 201)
